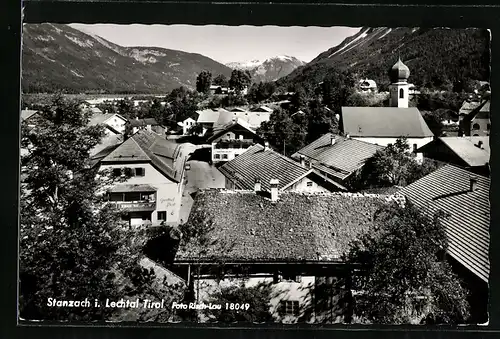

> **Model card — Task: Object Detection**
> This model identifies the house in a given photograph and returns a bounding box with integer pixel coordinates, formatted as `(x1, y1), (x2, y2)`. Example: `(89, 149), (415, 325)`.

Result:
(340, 59), (434, 153)
(219, 143), (346, 193)
(459, 98), (490, 136)
(89, 113), (128, 135)
(20, 109), (42, 128)
(215, 109), (271, 130)
(416, 136), (490, 176)
(207, 118), (262, 163)
(174, 189), (406, 323)
(127, 118), (166, 136)
(196, 108), (230, 135)
(291, 133), (384, 190)
(251, 105), (274, 113)
(398, 165), (490, 323)
(209, 85), (230, 95)
(91, 129), (188, 226)
(358, 79), (377, 92)
(178, 116), (198, 135)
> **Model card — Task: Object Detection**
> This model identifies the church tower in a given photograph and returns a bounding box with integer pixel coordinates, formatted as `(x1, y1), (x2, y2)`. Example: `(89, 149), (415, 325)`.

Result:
(389, 58), (410, 108)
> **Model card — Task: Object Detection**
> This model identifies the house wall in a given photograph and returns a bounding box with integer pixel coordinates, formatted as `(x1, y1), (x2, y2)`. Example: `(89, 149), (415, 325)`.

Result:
(105, 115), (126, 134)
(193, 275), (316, 323)
(389, 82), (409, 108)
(99, 163), (182, 225)
(211, 127), (256, 162)
(469, 118), (490, 136)
(183, 118), (196, 135)
(286, 174), (331, 193)
(212, 146), (250, 163)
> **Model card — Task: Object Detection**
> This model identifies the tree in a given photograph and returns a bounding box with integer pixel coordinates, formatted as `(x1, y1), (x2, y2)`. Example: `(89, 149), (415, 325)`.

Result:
(345, 202), (470, 324)
(229, 69), (252, 94)
(117, 98), (136, 119)
(149, 98), (164, 124)
(203, 282), (274, 323)
(19, 95), (181, 321)
(306, 100), (339, 143)
(196, 71), (212, 94)
(359, 137), (439, 188)
(290, 87), (307, 111)
(213, 74), (229, 87)
(247, 82), (277, 104)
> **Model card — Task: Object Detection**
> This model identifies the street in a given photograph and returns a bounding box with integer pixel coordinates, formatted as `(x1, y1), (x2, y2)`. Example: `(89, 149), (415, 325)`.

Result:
(178, 146), (225, 224)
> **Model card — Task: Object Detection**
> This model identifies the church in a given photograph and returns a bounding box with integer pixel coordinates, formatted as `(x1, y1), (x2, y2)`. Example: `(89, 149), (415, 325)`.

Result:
(340, 59), (434, 153)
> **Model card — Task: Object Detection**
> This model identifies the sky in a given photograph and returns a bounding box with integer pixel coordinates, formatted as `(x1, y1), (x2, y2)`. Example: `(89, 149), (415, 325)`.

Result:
(69, 24), (361, 64)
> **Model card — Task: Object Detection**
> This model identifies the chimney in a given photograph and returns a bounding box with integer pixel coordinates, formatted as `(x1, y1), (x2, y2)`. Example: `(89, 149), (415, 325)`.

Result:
(470, 176), (478, 192)
(264, 141), (270, 151)
(254, 178), (261, 192)
(270, 179), (279, 202)
(300, 155), (305, 167)
(477, 140), (484, 149)
(330, 136), (336, 145)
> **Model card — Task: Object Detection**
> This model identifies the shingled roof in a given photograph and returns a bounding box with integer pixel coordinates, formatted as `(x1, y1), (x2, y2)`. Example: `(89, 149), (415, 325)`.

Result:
(176, 190), (400, 262)
(128, 118), (161, 127)
(97, 130), (183, 182)
(399, 165), (490, 283)
(292, 133), (384, 180)
(341, 107), (434, 138)
(219, 144), (310, 193)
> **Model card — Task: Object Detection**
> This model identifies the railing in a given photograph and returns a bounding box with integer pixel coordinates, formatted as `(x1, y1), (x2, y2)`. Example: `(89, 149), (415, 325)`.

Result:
(214, 139), (254, 149)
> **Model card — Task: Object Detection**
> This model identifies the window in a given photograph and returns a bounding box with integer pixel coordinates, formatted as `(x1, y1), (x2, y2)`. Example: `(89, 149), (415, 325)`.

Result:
(157, 211), (167, 221)
(214, 154), (221, 159)
(473, 123), (480, 130)
(399, 88), (404, 99)
(281, 300), (300, 316)
(306, 181), (313, 187)
(112, 168), (122, 176)
(222, 154), (228, 159)
(135, 168), (145, 176)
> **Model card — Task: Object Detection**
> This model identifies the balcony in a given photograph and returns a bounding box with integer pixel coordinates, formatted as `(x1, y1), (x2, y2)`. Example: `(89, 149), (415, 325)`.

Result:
(214, 139), (254, 149)
(110, 201), (157, 212)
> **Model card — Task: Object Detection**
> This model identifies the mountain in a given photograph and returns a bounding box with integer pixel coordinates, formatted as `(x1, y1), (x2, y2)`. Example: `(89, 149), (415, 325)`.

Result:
(278, 27), (490, 91)
(226, 56), (305, 83)
(22, 23), (232, 94)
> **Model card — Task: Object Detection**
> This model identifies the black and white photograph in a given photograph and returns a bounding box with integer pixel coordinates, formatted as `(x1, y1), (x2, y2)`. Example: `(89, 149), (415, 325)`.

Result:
(18, 23), (491, 325)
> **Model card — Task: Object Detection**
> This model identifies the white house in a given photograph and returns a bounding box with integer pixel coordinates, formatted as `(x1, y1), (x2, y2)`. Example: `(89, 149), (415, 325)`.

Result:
(88, 113), (128, 135)
(358, 79), (377, 92)
(92, 130), (188, 226)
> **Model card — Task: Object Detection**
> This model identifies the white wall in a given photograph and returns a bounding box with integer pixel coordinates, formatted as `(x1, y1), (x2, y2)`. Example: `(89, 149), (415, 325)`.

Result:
(286, 175), (331, 193)
(105, 115), (126, 134)
(99, 162), (182, 225)
(352, 136), (433, 151)
(183, 118), (196, 135)
(389, 82), (409, 108)
(194, 275), (315, 323)
(212, 144), (250, 162)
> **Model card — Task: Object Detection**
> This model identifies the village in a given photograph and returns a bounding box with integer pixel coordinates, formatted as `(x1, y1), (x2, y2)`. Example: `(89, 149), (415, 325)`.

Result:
(19, 25), (491, 325)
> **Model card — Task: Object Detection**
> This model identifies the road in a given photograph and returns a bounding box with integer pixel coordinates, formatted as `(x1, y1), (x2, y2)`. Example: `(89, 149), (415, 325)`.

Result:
(178, 148), (225, 224)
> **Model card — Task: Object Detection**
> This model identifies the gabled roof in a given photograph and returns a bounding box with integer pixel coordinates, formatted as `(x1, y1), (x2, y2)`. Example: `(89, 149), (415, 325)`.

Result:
(231, 107), (247, 112)
(196, 108), (229, 124)
(418, 136), (490, 167)
(21, 110), (39, 121)
(341, 107), (434, 138)
(459, 100), (481, 115)
(359, 79), (377, 88)
(466, 98), (490, 121)
(207, 119), (258, 142)
(219, 144), (310, 193)
(176, 190), (398, 262)
(89, 113), (127, 126)
(292, 133), (384, 180)
(399, 165), (490, 283)
(252, 106), (273, 113)
(98, 130), (182, 182)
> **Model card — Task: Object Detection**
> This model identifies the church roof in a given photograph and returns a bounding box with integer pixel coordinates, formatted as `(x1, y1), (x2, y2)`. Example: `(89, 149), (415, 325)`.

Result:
(341, 107), (434, 138)
(389, 58), (410, 82)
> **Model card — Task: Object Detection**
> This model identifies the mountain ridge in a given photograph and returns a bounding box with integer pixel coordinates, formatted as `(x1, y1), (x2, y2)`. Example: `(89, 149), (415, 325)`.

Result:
(226, 55), (305, 83)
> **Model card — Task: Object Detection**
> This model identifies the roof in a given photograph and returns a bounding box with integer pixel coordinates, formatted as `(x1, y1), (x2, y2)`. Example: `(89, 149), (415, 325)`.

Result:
(196, 108), (229, 124)
(418, 136), (490, 167)
(207, 119), (258, 142)
(292, 133), (384, 180)
(399, 165), (490, 283)
(467, 99), (490, 121)
(98, 130), (183, 182)
(21, 110), (39, 121)
(128, 118), (161, 127)
(359, 79), (377, 88)
(90, 133), (124, 157)
(252, 106), (274, 113)
(219, 144), (310, 193)
(341, 107), (434, 138)
(109, 184), (157, 193)
(89, 113), (126, 126)
(459, 100), (481, 115)
(176, 190), (398, 262)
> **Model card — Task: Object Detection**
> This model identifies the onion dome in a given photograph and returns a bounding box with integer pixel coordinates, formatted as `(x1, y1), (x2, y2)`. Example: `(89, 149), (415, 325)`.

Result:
(389, 58), (410, 82)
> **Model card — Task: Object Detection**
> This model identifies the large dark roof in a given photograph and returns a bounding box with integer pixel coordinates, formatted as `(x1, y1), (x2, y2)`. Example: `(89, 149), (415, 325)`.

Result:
(219, 144), (309, 193)
(177, 190), (397, 262)
(399, 165), (490, 283)
(128, 118), (161, 127)
(97, 130), (183, 182)
(292, 133), (384, 180)
(341, 107), (434, 138)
